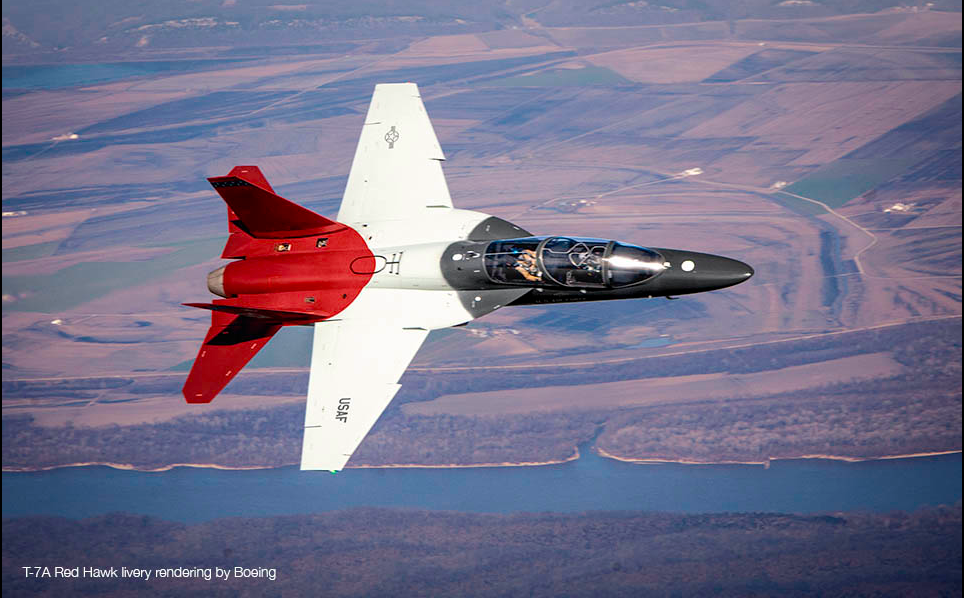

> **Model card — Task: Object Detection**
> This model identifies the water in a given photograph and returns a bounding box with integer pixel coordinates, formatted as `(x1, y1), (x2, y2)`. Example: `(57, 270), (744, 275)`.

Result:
(3, 449), (959, 522)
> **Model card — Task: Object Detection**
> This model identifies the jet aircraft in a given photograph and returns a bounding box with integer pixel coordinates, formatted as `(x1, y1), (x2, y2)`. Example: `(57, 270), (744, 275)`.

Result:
(183, 83), (753, 471)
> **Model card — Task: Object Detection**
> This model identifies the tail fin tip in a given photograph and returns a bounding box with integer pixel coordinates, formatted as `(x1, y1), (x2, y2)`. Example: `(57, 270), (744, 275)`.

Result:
(227, 165), (275, 193)
(208, 167), (342, 239)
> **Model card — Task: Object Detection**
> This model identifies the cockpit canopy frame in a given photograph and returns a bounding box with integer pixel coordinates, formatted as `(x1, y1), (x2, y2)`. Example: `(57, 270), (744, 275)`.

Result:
(483, 236), (665, 289)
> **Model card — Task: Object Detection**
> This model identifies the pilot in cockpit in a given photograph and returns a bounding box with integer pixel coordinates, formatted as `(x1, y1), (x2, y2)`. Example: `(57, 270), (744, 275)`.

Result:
(570, 243), (604, 273)
(513, 249), (542, 282)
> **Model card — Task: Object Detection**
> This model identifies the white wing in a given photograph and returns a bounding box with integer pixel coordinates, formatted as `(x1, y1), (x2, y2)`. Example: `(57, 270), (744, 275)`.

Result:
(300, 318), (429, 471)
(337, 83), (452, 225)
(301, 83), (526, 470)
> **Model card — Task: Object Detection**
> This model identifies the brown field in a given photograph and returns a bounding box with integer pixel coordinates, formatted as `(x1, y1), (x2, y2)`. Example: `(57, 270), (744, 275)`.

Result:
(587, 43), (762, 84)
(2, 9), (960, 458)
(1, 90), (191, 147)
(403, 353), (904, 416)
(18, 393), (305, 428)
(2, 245), (182, 276)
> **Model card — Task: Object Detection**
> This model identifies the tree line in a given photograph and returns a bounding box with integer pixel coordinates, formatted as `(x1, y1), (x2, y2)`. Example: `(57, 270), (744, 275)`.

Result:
(3, 506), (960, 597)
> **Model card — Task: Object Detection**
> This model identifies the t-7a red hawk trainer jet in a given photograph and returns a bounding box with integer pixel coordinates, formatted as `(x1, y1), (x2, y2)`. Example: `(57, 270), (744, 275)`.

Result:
(183, 83), (753, 472)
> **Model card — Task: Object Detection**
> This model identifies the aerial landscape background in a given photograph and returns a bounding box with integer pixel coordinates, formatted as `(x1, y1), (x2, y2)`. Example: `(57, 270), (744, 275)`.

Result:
(2, 0), (961, 595)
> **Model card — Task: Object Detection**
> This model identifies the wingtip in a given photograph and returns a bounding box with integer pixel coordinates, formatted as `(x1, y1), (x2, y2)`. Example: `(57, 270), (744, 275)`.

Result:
(182, 365), (225, 404)
(182, 384), (215, 404)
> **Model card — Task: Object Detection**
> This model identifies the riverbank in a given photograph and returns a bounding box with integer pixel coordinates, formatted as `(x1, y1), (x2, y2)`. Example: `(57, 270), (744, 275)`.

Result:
(1, 461), (288, 473)
(5, 446), (961, 473)
(352, 448), (581, 470)
(595, 446), (964, 467)
(1, 450), (581, 473)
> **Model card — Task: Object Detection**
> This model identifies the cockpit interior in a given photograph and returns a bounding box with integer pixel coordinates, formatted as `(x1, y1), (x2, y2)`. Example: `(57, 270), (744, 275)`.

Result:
(483, 237), (666, 288)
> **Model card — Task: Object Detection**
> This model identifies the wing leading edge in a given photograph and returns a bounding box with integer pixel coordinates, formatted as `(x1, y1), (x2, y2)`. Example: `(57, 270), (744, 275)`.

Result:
(300, 318), (430, 471)
(337, 83), (452, 225)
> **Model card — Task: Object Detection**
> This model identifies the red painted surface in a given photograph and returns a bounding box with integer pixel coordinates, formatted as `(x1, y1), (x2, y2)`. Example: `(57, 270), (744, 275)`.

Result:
(227, 165), (275, 193)
(222, 168), (269, 240)
(182, 311), (282, 403)
(183, 302), (330, 324)
(182, 166), (374, 403)
(209, 172), (343, 239)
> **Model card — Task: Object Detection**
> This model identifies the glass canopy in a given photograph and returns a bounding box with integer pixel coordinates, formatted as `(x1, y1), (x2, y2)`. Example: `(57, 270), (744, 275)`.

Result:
(483, 237), (665, 288)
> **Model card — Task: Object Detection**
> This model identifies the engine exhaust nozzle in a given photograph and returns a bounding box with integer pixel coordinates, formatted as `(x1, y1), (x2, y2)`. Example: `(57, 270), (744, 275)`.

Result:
(207, 266), (228, 298)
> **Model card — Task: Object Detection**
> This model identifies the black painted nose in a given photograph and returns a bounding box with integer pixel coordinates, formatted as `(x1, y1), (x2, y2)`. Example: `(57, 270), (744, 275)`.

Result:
(701, 255), (754, 290)
(653, 249), (754, 294)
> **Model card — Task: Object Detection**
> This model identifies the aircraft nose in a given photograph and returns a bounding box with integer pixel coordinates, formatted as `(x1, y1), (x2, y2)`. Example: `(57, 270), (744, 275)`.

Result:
(709, 256), (754, 289)
(654, 249), (754, 294)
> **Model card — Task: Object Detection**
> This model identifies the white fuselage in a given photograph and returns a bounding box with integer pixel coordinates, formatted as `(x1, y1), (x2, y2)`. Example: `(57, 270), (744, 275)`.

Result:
(330, 208), (500, 329)
(365, 241), (453, 290)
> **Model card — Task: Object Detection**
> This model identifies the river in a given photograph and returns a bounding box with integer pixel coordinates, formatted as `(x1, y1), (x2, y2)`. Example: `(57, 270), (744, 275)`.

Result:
(3, 448), (960, 523)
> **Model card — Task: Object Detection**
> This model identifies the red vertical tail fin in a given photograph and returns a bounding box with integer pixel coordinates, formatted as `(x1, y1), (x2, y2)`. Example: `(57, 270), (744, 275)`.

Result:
(209, 166), (342, 240)
(227, 165), (276, 193)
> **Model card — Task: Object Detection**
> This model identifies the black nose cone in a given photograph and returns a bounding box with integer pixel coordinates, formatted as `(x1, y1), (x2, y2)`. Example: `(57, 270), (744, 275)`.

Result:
(706, 255), (754, 290)
(653, 249), (754, 295)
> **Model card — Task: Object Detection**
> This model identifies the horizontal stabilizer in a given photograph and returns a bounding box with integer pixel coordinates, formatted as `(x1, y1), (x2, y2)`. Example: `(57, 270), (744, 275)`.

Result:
(209, 168), (343, 239)
(184, 302), (329, 323)
(182, 312), (281, 403)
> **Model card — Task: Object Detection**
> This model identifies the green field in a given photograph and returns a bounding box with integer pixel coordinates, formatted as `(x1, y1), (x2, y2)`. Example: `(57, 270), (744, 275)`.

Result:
(168, 324), (314, 371)
(2, 237), (224, 313)
(771, 192), (828, 216)
(247, 326), (313, 369)
(784, 157), (921, 209)
(2, 241), (60, 263)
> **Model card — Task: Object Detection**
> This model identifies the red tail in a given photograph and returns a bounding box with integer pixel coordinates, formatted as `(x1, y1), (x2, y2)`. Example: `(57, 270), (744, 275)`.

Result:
(209, 165), (343, 240)
(182, 165), (373, 403)
(182, 311), (281, 403)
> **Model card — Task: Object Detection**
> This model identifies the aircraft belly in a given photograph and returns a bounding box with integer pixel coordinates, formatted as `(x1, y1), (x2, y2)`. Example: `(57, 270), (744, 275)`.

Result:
(366, 241), (453, 290)
(332, 286), (474, 329)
